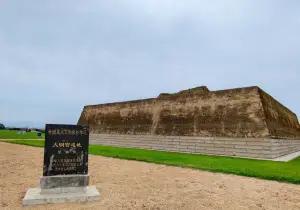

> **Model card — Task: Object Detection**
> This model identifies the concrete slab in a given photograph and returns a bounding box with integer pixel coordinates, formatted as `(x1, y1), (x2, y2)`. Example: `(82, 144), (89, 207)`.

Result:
(22, 186), (100, 206)
(40, 174), (89, 189)
(273, 150), (300, 162)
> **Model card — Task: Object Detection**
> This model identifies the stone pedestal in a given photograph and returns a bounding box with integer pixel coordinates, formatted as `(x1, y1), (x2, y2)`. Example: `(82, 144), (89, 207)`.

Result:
(22, 175), (100, 206)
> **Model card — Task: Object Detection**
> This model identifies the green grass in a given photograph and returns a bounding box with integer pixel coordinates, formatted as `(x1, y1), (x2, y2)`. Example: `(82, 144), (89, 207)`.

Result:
(0, 129), (45, 139)
(1, 139), (300, 184)
(1, 139), (45, 147)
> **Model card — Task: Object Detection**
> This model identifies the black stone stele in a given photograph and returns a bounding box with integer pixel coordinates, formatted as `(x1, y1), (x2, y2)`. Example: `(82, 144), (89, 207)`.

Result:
(23, 124), (100, 205)
(43, 124), (89, 176)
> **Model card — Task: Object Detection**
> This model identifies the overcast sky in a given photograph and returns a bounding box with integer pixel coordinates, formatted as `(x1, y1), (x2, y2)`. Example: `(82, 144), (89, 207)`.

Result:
(0, 1), (299, 128)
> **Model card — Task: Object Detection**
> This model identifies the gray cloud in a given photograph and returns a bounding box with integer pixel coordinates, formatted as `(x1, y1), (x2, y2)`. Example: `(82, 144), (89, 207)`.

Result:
(0, 0), (299, 127)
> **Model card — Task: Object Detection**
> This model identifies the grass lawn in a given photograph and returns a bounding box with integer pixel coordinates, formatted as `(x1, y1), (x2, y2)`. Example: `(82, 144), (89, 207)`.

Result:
(0, 129), (45, 139)
(1, 139), (300, 184)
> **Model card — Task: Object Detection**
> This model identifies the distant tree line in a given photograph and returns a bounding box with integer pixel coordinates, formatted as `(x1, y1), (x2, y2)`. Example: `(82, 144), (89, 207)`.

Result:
(0, 123), (5, 130)
(0, 125), (45, 133)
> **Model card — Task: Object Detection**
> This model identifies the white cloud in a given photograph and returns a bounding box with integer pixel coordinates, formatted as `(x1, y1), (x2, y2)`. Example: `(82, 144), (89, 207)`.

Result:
(0, 0), (299, 126)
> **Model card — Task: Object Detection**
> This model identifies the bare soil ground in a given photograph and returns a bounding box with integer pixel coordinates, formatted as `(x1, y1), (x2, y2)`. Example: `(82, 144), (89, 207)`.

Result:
(1, 142), (300, 210)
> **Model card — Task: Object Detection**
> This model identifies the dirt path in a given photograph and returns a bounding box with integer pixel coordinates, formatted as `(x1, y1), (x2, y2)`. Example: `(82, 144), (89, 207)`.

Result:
(0, 142), (300, 210)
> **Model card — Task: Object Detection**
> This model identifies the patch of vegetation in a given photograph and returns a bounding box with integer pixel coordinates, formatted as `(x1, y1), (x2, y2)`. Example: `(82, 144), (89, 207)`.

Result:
(1, 139), (300, 184)
(89, 145), (300, 184)
(0, 129), (45, 139)
(1, 139), (45, 147)
(0, 123), (5, 129)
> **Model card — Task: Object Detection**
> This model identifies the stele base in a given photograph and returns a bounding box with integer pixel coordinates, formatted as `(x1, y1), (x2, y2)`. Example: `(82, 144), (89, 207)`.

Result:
(22, 174), (100, 206)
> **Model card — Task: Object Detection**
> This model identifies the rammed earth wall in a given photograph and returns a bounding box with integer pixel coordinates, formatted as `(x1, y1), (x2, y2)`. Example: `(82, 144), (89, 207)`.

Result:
(79, 86), (300, 138)
(79, 86), (300, 159)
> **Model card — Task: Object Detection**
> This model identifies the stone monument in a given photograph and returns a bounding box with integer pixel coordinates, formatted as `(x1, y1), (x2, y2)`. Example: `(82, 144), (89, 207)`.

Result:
(23, 124), (100, 205)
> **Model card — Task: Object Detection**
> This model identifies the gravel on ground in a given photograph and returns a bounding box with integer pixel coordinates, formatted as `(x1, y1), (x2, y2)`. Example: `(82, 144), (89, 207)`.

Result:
(1, 142), (300, 210)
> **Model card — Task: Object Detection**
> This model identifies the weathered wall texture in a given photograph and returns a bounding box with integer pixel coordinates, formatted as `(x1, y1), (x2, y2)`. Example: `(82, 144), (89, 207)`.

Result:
(78, 86), (300, 139)
(259, 89), (300, 138)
